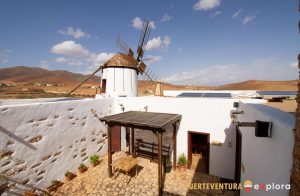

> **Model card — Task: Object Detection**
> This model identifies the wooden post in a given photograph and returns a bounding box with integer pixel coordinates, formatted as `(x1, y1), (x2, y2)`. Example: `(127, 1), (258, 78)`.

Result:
(107, 124), (113, 177)
(172, 123), (177, 170)
(131, 128), (135, 155)
(157, 131), (163, 196)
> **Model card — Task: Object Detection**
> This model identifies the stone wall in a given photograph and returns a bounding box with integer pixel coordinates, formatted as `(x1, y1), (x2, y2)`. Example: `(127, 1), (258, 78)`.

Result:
(0, 98), (114, 189)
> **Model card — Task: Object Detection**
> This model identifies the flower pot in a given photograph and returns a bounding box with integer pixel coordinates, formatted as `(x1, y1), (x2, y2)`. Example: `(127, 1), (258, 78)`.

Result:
(165, 164), (172, 173)
(78, 167), (87, 173)
(92, 161), (99, 167)
(46, 182), (63, 192)
(178, 164), (187, 172)
(65, 173), (75, 181)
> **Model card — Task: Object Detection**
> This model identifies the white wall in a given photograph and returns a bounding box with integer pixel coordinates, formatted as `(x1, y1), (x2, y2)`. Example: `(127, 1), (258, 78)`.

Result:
(115, 97), (265, 180)
(0, 98), (114, 189)
(238, 103), (294, 196)
(102, 67), (138, 97)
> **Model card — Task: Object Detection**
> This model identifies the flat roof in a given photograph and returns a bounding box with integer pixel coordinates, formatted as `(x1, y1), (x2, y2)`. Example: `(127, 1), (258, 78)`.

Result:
(99, 111), (182, 131)
(177, 92), (231, 98)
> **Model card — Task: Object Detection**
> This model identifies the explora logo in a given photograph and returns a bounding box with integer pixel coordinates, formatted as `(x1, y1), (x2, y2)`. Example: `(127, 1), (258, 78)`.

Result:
(243, 180), (291, 192)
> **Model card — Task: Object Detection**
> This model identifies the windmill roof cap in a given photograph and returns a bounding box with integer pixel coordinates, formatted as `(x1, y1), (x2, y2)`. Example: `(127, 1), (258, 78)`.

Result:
(103, 53), (138, 70)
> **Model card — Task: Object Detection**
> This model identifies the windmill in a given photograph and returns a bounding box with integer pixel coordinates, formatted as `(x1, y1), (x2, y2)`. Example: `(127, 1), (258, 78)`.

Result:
(66, 19), (162, 97)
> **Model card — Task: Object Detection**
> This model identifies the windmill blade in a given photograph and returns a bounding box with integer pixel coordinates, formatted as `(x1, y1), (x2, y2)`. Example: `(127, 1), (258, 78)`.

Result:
(137, 61), (147, 74)
(116, 34), (133, 55)
(66, 66), (102, 97)
(137, 20), (152, 61)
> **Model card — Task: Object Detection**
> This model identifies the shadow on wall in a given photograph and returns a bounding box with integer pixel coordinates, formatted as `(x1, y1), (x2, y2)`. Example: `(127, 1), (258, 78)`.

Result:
(0, 126), (37, 151)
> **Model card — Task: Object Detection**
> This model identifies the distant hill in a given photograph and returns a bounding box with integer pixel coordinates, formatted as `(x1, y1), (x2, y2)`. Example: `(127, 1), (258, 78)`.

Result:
(0, 66), (298, 91)
(0, 66), (100, 85)
(218, 80), (298, 91)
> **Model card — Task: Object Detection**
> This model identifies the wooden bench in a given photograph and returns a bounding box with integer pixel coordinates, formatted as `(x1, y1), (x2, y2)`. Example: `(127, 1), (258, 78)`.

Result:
(134, 139), (170, 162)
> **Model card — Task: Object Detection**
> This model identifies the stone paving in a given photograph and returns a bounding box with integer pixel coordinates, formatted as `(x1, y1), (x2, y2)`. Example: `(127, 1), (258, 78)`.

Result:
(53, 152), (237, 196)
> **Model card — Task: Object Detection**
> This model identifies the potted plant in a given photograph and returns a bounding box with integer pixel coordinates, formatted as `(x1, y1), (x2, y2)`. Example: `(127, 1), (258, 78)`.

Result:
(89, 154), (100, 167)
(164, 157), (172, 173)
(78, 163), (88, 173)
(177, 153), (188, 172)
(64, 171), (75, 181)
(46, 180), (63, 192)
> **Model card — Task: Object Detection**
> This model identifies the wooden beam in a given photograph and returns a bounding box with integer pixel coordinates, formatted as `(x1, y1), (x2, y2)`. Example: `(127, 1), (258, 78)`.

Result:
(157, 131), (163, 196)
(131, 128), (135, 155)
(172, 123), (177, 171)
(238, 122), (256, 127)
(107, 124), (113, 177)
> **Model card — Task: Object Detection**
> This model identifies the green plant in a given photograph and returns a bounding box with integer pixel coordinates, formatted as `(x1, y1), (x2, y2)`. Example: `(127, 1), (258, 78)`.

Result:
(89, 154), (100, 166)
(51, 180), (59, 185)
(65, 171), (71, 177)
(79, 163), (87, 169)
(177, 153), (188, 165)
(164, 157), (171, 165)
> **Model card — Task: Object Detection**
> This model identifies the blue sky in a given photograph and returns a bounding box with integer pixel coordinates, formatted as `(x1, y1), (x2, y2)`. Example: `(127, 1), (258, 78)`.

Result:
(0, 0), (299, 85)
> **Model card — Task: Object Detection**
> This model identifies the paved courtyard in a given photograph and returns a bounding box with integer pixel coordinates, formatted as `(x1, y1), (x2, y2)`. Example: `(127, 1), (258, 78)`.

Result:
(53, 152), (237, 196)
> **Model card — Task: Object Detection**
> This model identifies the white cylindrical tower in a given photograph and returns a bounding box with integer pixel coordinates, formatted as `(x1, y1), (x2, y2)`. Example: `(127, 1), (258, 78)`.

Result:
(100, 53), (138, 97)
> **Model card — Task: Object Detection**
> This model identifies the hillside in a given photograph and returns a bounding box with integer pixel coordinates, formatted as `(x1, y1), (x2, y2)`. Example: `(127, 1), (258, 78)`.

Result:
(218, 80), (298, 91)
(0, 66), (298, 98)
(0, 66), (100, 85)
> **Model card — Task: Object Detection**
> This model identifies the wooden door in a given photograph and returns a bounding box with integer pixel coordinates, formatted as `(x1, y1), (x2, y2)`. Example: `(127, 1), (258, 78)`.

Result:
(111, 126), (121, 153)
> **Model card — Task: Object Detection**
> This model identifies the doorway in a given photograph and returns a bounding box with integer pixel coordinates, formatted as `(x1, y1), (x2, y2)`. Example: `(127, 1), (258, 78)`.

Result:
(101, 79), (106, 93)
(235, 128), (242, 183)
(188, 131), (210, 174)
(111, 126), (121, 153)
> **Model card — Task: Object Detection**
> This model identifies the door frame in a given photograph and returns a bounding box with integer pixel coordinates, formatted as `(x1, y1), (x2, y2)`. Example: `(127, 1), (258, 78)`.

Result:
(187, 131), (210, 174)
(235, 127), (242, 183)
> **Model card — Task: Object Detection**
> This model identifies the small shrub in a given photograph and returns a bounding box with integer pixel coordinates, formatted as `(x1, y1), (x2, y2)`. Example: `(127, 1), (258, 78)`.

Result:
(89, 154), (100, 166)
(177, 153), (188, 165)
(51, 180), (59, 185)
(78, 163), (88, 173)
(79, 163), (87, 169)
(65, 171), (71, 177)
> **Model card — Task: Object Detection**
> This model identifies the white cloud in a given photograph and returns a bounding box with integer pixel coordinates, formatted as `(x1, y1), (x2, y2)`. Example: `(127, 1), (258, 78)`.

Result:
(162, 36), (171, 47)
(0, 50), (10, 64)
(161, 14), (173, 22)
(163, 58), (298, 85)
(132, 17), (156, 30)
(58, 27), (90, 39)
(38, 60), (49, 69)
(55, 57), (84, 66)
(145, 37), (162, 51)
(132, 17), (143, 29)
(51, 41), (90, 58)
(89, 52), (115, 66)
(290, 62), (298, 68)
(232, 9), (242, 18)
(145, 36), (171, 51)
(242, 15), (256, 25)
(210, 11), (222, 18)
(144, 55), (162, 63)
(149, 21), (156, 29)
(193, 0), (221, 11)
(51, 41), (114, 69)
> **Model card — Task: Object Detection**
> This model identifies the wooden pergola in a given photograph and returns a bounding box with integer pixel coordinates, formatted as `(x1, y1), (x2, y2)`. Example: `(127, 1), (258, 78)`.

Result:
(99, 111), (181, 196)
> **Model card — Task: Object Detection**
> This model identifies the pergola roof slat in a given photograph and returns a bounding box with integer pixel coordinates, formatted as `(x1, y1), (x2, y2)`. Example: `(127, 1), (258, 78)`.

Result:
(99, 111), (181, 131)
